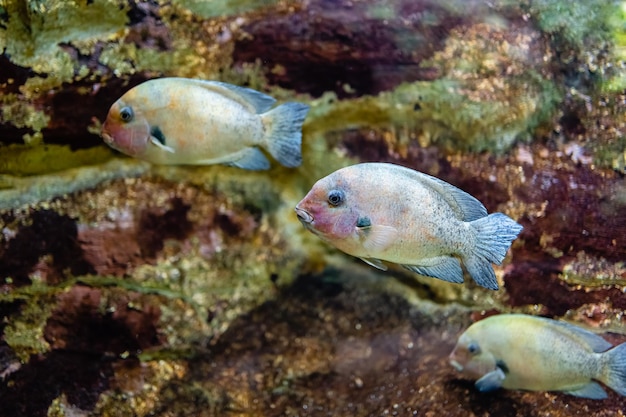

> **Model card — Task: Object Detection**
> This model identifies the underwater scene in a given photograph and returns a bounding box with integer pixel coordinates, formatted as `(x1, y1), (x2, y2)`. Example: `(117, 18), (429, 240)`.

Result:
(1, 0), (625, 416)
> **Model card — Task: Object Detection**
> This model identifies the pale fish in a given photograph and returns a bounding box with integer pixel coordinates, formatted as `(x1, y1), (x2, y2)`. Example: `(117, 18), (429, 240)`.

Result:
(449, 314), (626, 399)
(294, 162), (523, 290)
(101, 77), (309, 170)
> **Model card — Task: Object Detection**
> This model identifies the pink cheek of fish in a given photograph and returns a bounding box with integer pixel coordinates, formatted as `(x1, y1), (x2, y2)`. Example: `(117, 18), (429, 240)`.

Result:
(464, 357), (496, 379)
(102, 121), (126, 149)
(120, 124), (149, 156)
(311, 206), (357, 240)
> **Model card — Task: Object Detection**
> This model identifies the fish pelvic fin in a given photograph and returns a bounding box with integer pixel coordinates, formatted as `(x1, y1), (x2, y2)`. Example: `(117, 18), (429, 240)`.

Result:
(563, 382), (608, 399)
(464, 213), (523, 290)
(601, 342), (626, 396)
(403, 256), (464, 284)
(359, 257), (387, 271)
(261, 102), (309, 168)
(475, 368), (506, 392)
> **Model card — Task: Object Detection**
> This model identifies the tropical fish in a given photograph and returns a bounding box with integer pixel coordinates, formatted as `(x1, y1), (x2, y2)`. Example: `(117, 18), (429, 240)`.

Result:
(449, 314), (626, 399)
(294, 162), (522, 290)
(101, 77), (309, 170)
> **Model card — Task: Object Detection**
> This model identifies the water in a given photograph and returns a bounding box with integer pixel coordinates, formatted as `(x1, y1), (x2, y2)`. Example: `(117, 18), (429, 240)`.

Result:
(0, 0), (625, 415)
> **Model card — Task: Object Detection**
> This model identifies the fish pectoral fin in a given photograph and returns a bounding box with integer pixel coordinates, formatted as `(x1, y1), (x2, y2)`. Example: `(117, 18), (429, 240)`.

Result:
(474, 368), (506, 392)
(358, 257), (388, 271)
(563, 382), (608, 399)
(358, 225), (398, 252)
(150, 137), (175, 153)
(403, 256), (464, 284)
(226, 147), (270, 170)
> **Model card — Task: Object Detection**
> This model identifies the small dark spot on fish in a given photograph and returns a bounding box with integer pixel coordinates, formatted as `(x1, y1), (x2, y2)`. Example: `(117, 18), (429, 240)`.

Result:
(356, 216), (371, 228)
(150, 125), (167, 145)
(496, 359), (509, 374)
(413, 103), (421, 111)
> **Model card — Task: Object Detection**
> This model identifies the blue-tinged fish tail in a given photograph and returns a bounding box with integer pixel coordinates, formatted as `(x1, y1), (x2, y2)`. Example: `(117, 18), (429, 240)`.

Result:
(261, 102), (309, 168)
(602, 342), (626, 396)
(464, 213), (523, 290)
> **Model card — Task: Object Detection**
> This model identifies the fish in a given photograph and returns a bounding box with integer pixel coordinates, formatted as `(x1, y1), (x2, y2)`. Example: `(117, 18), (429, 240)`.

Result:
(294, 162), (522, 290)
(449, 314), (626, 399)
(101, 77), (309, 170)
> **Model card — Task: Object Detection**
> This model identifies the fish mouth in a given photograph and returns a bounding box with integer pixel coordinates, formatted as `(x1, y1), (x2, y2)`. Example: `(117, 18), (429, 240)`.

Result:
(295, 207), (314, 224)
(101, 130), (115, 146)
(449, 359), (464, 372)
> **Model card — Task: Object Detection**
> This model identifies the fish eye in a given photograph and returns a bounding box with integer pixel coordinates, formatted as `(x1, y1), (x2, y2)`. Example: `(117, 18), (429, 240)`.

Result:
(327, 189), (345, 206)
(467, 342), (480, 354)
(119, 106), (134, 123)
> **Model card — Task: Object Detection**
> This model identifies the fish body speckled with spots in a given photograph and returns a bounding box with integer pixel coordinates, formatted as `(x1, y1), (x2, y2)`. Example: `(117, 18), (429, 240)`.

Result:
(295, 162), (523, 290)
(449, 314), (626, 399)
(101, 77), (309, 170)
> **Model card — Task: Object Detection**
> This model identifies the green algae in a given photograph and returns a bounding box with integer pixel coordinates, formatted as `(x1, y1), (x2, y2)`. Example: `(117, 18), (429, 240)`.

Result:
(0, 158), (150, 210)
(0, 94), (50, 134)
(524, 0), (624, 95)
(527, 0), (617, 47)
(304, 74), (560, 154)
(173, 0), (281, 18)
(1, 282), (60, 362)
(602, 1), (626, 93)
(0, 144), (114, 176)
(2, 0), (128, 74)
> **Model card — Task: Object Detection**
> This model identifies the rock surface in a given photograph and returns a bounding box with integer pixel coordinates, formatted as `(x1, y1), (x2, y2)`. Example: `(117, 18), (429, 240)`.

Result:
(0, 0), (625, 416)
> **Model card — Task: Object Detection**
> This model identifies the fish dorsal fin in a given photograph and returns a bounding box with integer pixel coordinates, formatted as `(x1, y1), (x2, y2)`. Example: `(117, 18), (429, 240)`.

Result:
(359, 257), (388, 271)
(475, 368), (506, 392)
(539, 318), (613, 353)
(563, 381), (608, 399)
(407, 168), (487, 222)
(187, 79), (277, 114)
(358, 224), (398, 252)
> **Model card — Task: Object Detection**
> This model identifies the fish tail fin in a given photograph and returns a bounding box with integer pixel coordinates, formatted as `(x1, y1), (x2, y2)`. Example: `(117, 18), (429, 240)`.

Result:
(602, 342), (626, 396)
(464, 213), (523, 290)
(261, 102), (309, 168)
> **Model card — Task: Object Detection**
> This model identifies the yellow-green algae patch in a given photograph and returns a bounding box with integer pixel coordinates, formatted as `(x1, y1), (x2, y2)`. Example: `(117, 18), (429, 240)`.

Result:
(88, 359), (189, 417)
(2, 0), (128, 75)
(0, 94), (50, 133)
(560, 252), (626, 288)
(0, 158), (150, 210)
(304, 74), (559, 156)
(1, 281), (62, 362)
(0, 144), (114, 176)
(172, 0), (282, 18)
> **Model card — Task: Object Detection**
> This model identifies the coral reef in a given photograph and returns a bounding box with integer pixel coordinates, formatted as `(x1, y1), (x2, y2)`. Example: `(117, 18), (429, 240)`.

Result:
(0, 0), (625, 416)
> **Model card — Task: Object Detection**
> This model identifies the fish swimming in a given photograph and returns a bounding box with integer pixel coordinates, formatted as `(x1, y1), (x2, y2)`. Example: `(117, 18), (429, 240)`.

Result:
(294, 162), (522, 290)
(449, 314), (626, 399)
(101, 77), (309, 170)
